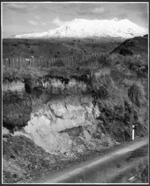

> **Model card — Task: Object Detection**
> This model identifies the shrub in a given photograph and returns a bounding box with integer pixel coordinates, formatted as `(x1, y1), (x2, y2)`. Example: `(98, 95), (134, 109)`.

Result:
(133, 159), (148, 183)
(110, 68), (125, 84)
(97, 86), (108, 99)
(128, 82), (145, 108)
(97, 54), (111, 68)
(123, 55), (148, 78)
(119, 47), (133, 56)
(79, 55), (97, 68)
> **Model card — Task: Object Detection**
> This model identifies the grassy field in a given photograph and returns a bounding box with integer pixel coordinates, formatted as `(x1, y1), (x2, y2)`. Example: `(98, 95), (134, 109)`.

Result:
(3, 37), (121, 59)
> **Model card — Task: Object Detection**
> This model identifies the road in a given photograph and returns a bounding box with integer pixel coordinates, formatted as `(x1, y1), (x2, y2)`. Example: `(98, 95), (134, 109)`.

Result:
(31, 137), (148, 183)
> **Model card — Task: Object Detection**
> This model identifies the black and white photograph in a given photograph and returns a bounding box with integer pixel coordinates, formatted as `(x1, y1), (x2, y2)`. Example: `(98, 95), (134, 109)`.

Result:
(1, 1), (149, 184)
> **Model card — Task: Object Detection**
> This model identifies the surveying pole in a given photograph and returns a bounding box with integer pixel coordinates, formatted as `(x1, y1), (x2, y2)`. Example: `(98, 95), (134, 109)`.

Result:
(132, 124), (135, 140)
(130, 107), (135, 141)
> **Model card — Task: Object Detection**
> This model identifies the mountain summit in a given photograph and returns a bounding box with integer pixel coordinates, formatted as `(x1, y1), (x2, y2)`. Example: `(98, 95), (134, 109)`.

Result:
(15, 18), (148, 39)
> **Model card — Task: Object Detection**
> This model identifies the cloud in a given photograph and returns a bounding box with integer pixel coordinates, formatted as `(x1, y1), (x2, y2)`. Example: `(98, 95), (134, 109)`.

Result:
(52, 17), (64, 26)
(34, 15), (40, 20)
(91, 7), (104, 14)
(77, 5), (105, 16)
(41, 22), (47, 26)
(119, 3), (148, 12)
(4, 3), (27, 10)
(3, 2), (36, 13)
(118, 3), (148, 27)
(28, 20), (37, 26)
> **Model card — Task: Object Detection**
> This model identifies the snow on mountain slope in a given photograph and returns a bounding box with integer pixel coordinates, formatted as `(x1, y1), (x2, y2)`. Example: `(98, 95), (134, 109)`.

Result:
(15, 18), (148, 39)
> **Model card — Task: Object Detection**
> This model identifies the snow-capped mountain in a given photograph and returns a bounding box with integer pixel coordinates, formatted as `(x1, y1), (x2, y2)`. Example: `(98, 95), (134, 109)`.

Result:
(15, 18), (148, 39)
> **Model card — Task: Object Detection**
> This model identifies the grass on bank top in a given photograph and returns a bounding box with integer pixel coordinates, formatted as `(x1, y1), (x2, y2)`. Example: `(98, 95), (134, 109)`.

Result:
(3, 53), (148, 83)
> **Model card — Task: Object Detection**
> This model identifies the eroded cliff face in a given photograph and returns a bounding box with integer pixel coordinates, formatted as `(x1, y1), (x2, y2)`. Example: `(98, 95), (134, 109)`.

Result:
(24, 95), (103, 154)
(3, 75), (116, 156)
(3, 73), (148, 155)
(3, 75), (89, 130)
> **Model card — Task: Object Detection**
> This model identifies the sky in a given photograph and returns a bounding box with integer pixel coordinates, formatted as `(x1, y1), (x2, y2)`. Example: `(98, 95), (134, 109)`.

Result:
(2, 2), (149, 38)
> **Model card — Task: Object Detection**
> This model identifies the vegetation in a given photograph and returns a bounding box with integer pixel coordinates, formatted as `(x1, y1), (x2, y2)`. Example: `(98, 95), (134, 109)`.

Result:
(132, 159), (148, 183)
(3, 38), (120, 58)
(128, 82), (145, 108)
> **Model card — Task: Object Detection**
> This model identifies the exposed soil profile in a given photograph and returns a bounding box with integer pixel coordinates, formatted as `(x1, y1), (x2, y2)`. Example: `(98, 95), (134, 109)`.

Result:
(2, 35), (148, 183)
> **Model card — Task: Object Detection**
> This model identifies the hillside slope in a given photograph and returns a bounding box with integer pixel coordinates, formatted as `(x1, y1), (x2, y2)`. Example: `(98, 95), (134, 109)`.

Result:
(110, 35), (148, 56)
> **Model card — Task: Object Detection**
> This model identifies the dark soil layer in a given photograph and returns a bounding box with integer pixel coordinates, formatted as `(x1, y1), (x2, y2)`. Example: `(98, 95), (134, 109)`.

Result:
(3, 92), (32, 132)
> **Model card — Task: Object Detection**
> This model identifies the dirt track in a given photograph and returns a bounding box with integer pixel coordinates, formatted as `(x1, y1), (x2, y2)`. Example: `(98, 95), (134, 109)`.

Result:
(30, 137), (148, 183)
